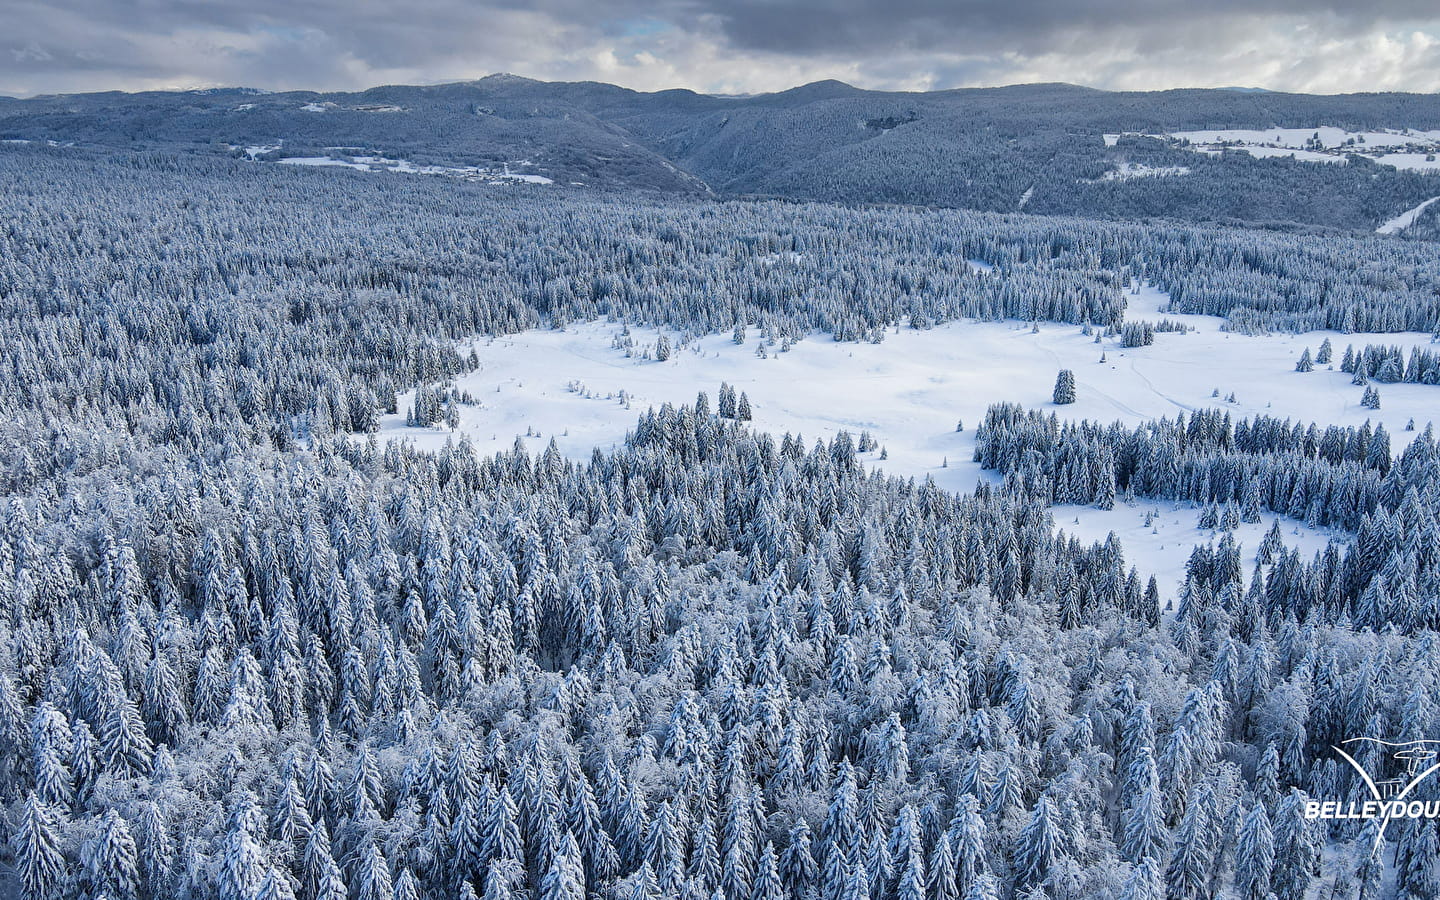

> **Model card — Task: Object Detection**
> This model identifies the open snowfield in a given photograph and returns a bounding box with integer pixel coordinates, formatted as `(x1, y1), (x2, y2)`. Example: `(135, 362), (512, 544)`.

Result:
(375, 289), (1434, 595)
(1164, 127), (1440, 150)
(1105, 126), (1440, 171)
(1372, 153), (1440, 172)
(1217, 146), (1343, 164)
(277, 153), (555, 184)
(278, 156), (371, 171)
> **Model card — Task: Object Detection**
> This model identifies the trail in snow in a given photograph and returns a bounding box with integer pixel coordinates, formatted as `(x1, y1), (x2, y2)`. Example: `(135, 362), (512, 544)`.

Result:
(1377, 196), (1440, 234)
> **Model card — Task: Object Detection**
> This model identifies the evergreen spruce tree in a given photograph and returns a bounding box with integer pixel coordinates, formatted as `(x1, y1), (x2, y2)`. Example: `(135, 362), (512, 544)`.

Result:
(12, 794), (65, 900)
(258, 866), (298, 900)
(1233, 803), (1274, 900)
(1118, 857), (1162, 900)
(1052, 370), (1077, 405)
(1271, 791), (1318, 900)
(82, 808), (140, 900)
(354, 842), (395, 900)
(1164, 789), (1213, 900)
(539, 832), (585, 900)
(780, 820), (817, 896)
(1398, 820), (1440, 900)
(718, 383), (736, 418)
(219, 797), (270, 900)
(1012, 796), (1060, 891)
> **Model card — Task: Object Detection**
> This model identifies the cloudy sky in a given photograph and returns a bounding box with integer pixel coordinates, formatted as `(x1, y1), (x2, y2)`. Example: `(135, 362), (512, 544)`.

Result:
(4, 0), (1440, 97)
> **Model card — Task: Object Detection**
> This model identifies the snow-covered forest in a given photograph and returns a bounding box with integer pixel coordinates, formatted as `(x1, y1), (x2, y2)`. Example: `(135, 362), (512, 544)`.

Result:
(2, 136), (1440, 900)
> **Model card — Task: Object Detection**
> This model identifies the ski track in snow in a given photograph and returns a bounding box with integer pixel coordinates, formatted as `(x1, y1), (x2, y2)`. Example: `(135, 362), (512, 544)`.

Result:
(374, 286), (1437, 598)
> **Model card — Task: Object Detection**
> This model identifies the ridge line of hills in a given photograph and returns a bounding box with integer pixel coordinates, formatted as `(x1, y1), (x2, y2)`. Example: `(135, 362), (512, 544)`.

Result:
(4, 74), (1440, 234)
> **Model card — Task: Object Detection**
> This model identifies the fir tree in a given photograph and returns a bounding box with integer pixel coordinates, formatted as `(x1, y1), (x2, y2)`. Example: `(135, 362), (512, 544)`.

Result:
(1233, 803), (1274, 900)
(1013, 797), (1060, 891)
(12, 794), (65, 900)
(1052, 370), (1077, 405)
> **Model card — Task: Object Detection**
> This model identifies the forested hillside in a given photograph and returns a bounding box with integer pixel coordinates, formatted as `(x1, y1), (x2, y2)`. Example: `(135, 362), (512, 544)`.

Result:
(5, 77), (1440, 232)
(2, 143), (1440, 900)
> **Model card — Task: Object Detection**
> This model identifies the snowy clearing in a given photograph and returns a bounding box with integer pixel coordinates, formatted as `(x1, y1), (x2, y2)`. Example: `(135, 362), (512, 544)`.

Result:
(1372, 152), (1440, 172)
(1097, 162), (1191, 181)
(1165, 127), (1440, 150)
(1054, 498), (1339, 605)
(277, 156), (370, 171)
(271, 152), (554, 184)
(1377, 196), (1440, 234)
(1105, 126), (1440, 171)
(376, 294), (1434, 593)
(1221, 146), (1343, 164)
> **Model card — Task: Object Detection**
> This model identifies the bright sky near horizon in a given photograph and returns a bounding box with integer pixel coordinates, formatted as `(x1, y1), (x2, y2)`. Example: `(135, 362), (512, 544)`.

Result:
(2, 1), (1439, 98)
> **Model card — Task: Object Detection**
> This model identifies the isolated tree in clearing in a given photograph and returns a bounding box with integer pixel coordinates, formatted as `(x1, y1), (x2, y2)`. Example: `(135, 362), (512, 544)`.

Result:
(1053, 369), (1077, 404)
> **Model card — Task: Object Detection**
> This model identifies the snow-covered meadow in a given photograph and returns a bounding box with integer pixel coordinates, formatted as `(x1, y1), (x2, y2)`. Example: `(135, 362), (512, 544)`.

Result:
(379, 288), (1436, 595)
(1105, 126), (1440, 171)
(277, 153), (555, 184)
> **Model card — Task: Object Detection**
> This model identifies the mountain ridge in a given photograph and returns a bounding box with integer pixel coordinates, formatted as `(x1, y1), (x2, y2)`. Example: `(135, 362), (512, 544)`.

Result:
(4, 75), (1440, 232)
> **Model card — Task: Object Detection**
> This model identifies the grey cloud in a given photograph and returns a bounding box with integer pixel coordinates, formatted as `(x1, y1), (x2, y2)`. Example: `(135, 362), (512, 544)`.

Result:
(695, 0), (1439, 56)
(1, 0), (1438, 97)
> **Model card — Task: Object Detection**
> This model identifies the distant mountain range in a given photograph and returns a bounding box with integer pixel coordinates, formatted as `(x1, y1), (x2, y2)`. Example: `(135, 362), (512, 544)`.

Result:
(4, 74), (1440, 232)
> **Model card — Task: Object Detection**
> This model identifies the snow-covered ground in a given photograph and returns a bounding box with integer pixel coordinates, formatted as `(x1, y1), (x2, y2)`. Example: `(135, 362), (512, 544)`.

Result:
(278, 156), (371, 171)
(274, 152), (554, 184)
(1372, 152), (1440, 172)
(1377, 196), (1440, 234)
(1164, 127), (1440, 150)
(374, 287), (1435, 596)
(1104, 126), (1440, 171)
(1098, 162), (1191, 181)
(1215, 146), (1343, 164)
(1053, 499), (1338, 605)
